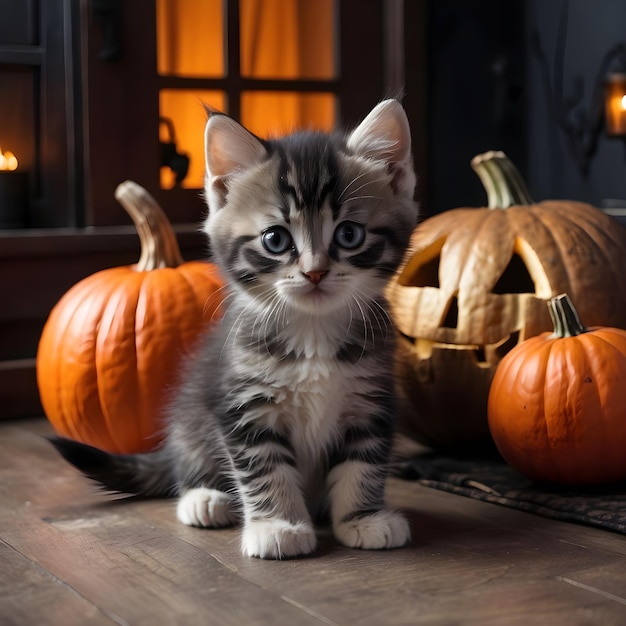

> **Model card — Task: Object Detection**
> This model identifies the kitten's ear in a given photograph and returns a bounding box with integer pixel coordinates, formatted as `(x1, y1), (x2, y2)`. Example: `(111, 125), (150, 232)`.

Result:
(204, 113), (267, 209)
(347, 99), (416, 198)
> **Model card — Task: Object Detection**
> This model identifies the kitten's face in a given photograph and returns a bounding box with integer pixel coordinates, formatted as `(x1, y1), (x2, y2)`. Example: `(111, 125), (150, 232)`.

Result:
(203, 101), (418, 317)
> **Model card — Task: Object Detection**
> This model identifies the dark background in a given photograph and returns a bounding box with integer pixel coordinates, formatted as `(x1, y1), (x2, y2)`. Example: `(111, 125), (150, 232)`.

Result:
(426, 0), (626, 215)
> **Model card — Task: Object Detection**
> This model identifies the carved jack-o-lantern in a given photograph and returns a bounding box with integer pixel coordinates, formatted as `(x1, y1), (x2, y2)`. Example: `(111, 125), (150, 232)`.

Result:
(388, 151), (626, 451)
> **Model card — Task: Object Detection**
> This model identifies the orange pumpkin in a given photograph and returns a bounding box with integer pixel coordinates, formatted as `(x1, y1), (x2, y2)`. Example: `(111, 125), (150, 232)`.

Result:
(488, 294), (626, 485)
(388, 151), (626, 451)
(37, 181), (225, 454)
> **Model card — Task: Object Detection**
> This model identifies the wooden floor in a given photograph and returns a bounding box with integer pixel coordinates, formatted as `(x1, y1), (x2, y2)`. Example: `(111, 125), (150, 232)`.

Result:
(1, 419), (626, 625)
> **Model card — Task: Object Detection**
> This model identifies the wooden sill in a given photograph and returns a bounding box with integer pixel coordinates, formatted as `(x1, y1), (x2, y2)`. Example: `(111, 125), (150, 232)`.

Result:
(0, 224), (207, 258)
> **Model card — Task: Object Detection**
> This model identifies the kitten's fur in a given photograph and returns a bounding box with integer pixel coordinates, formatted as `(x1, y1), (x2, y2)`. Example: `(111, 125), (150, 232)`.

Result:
(51, 100), (419, 559)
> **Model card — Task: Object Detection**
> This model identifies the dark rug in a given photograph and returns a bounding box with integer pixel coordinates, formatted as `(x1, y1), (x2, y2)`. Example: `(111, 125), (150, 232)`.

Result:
(394, 453), (626, 535)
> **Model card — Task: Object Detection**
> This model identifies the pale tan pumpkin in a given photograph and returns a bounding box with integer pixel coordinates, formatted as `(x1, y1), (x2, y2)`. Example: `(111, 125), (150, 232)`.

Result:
(388, 151), (626, 451)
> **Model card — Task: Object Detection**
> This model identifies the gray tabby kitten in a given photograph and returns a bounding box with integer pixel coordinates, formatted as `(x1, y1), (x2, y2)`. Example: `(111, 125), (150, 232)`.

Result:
(51, 99), (419, 559)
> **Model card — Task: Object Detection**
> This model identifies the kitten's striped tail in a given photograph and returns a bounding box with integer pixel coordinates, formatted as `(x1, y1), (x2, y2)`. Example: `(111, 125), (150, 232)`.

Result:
(49, 437), (176, 498)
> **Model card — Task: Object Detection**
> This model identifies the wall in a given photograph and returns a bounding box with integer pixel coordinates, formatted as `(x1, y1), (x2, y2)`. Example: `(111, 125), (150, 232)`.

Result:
(426, 0), (626, 214)
(426, 0), (527, 216)
(526, 0), (626, 206)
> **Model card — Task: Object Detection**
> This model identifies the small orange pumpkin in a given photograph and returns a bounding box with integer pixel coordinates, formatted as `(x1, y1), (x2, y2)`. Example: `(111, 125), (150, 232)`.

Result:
(488, 293), (626, 485)
(37, 181), (225, 454)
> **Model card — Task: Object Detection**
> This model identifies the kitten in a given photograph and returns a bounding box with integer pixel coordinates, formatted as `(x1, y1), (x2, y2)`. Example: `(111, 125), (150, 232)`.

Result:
(51, 99), (419, 559)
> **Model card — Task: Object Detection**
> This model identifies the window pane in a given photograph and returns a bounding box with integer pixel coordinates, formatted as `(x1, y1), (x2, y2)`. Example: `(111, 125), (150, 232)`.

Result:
(0, 67), (34, 227)
(0, 68), (34, 172)
(159, 90), (225, 189)
(156, 0), (224, 77)
(240, 0), (335, 79)
(241, 92), (335, 138)
(0, 0), (36, 45)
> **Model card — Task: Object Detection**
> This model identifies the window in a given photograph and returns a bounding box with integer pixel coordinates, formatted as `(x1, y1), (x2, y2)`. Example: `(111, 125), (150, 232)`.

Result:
(156, 0), (336, 190)
(83, 0), (397, 226)
(0, 0), (83, 228)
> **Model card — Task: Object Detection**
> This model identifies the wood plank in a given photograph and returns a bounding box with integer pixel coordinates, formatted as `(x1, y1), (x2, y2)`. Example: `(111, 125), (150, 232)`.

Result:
(110, 478), (626, 626)
(190, 521), (626, 626)
(0, 422), (329, 625)
(3, 418), (626, 625)
(3, 517), (327, 626)
(0, 540), (113, 625)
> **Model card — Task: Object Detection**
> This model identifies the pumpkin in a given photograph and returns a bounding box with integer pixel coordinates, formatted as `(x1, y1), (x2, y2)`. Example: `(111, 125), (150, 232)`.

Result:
(488, 294), (626, 485)
(388, 151), (626, 452)
(37, 181), (225, 454)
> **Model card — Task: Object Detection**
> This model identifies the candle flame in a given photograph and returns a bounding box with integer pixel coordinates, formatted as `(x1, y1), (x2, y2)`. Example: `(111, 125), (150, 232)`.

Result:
(0, 147), (18, 171)
(621, 95), (626, 111)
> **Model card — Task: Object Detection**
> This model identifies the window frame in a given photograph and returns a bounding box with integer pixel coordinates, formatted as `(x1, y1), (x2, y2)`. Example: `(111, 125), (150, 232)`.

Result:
(84, 0), (393, 227)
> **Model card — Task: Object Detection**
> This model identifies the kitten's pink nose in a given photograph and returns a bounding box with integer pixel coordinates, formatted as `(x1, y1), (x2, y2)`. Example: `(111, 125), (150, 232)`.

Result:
(304, 270), (328, 284)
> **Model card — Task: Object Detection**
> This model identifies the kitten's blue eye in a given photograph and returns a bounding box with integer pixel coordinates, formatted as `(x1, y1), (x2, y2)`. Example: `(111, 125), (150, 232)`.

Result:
(333, 221), (366, 249)
(262, 227), (293, 254)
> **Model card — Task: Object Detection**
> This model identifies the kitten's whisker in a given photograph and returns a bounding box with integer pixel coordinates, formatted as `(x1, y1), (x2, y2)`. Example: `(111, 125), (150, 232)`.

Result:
(342, 194), (386, 205)
(220, 285), (275, 359)
(344, 299), (355, 342)
(201, 283), (235, 322)
(340, 174), (390, 204)
(260, 293), (285, 355)
(369, 297), (393, 332)
(349, 294), (370, 363)
(248, 287), (279, 343)
(337, 171), (371, 202)
(361, 297), (388, 341)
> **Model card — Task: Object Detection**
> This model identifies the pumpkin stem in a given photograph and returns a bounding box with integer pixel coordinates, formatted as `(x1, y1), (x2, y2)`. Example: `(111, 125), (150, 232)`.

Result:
(115, 180), (184, 271)
(470, 151), (534, 209)
(548, 293), (588, 338)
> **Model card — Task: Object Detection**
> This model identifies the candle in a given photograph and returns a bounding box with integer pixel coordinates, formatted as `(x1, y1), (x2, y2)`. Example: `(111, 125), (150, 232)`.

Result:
(605, 73), (626, 137)
(0, 147), (28, 229)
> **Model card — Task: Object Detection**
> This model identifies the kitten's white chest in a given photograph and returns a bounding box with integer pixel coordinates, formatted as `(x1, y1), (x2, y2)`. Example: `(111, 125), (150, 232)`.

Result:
(275, 313), (363, 441)
(233, 310), (361, 460)
(278, 356), (345, 437)
(280, 356), (345, 501)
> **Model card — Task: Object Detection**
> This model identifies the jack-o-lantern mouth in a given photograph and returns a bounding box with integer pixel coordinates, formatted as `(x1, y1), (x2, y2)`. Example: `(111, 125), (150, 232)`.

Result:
(400, 330), (521, 368)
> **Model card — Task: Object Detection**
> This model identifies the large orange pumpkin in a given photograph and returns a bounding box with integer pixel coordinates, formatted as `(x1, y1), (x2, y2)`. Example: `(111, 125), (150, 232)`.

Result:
(37, 181), (225, 454)
(388, 151), (626, 452)
(488, 294), (626, 485)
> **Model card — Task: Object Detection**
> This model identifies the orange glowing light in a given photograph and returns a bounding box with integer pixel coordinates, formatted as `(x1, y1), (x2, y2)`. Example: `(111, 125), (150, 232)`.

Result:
(0, 148), (18, 171)
(605, 73), (626, 137)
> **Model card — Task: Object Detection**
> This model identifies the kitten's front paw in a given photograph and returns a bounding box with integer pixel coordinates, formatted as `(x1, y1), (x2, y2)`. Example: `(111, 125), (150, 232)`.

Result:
(177, 488), (237, 528)
(334, 509), (410, 550)
(242, 519), (316, 559)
